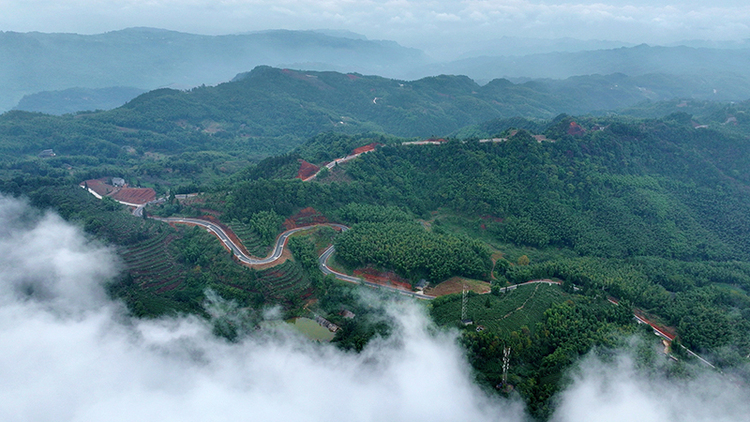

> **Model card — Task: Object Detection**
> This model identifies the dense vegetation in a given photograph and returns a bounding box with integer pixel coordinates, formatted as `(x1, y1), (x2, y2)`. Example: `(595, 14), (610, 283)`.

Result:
(335, 222), (491, 281)
(430, 283), (636, 418)
(4, 70), (750, 420)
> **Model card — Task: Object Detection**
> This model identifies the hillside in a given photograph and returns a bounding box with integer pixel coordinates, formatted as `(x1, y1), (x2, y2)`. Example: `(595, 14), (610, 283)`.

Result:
(5, 28), (750, 116)
(8, 67), (750, 196)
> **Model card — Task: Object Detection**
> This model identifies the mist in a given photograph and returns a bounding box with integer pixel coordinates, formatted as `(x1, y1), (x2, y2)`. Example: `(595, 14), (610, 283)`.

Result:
(0, 194), (747, 422)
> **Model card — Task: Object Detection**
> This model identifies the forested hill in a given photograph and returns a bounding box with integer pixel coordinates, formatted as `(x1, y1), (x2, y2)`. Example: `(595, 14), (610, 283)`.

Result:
(280, 114), (750, 264)
(2, 66), (750, 196)
(91, 66), (750, 140)
(0, 28), (425, 112)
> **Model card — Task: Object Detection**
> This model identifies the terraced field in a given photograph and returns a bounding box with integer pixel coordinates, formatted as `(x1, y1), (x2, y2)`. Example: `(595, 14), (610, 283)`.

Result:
(255, 260), (314, 303)
(430, 283), (567, 335)
(120, 230), (187, 293)
(225, 219), (272, 257)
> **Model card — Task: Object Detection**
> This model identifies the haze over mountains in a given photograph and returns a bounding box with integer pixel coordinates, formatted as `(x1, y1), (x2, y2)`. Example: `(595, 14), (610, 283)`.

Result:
(0, 27), (425, 112)
(4, 27), (750, 115)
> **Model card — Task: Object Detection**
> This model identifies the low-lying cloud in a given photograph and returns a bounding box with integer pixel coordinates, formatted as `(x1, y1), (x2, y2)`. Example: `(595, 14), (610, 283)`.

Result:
(0, 194), (747, 422)
(552, 353), (750, 422)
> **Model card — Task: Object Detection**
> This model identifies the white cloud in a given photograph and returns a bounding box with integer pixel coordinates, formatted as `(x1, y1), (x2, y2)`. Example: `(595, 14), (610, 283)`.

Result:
(552, 353), (750, 422)
(434, 12), (461, 22)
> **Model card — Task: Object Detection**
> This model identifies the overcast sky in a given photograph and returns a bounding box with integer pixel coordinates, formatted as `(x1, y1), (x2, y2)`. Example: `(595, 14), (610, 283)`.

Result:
(1, 0), (749, 56)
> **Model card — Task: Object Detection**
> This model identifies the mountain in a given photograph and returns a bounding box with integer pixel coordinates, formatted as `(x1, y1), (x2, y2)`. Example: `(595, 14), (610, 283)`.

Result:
(103, 66), (749, 141)
(3, 65), (749, 181)
(5, 28), (750, 115)
(452, 36), (635, 59)
(0, 27), (427, 112)
(14, 86), (146, 115)
(435, 44), (750, 95)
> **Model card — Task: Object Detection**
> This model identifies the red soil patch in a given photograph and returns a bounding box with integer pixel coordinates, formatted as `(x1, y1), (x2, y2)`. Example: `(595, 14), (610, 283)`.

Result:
(346, 74), (360, 80)
(568, 121), (586, 136)
(283, 207), (329, 230)
(353, 267), (413, 291)
(297, 159), (320, 180)
(111, 187), (156, 205)
(633, 309), (677, 341)
(351, 142), (380, 155)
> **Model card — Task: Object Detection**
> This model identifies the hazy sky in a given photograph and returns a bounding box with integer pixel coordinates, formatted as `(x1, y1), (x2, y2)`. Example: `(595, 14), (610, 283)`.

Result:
(1, 0), (749, 55)
(1, 194), (749, 422)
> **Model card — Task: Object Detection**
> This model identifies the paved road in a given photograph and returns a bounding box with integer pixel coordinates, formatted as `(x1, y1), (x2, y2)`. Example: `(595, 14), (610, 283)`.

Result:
(495, 279), (560, 294)
(158, 216), (434, 299)
(318, 245), (435, 300)
(156, 217), (346, 265)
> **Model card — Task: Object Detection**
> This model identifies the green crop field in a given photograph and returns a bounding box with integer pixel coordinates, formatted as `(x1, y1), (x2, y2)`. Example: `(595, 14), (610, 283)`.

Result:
(430, 283), (567, 335)
(225, 219), (272, 257)
(256, 260), (314, 304)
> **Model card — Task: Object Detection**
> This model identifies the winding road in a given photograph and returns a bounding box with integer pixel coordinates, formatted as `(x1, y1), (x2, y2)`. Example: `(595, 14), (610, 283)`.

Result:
(157, 217), (434, 299)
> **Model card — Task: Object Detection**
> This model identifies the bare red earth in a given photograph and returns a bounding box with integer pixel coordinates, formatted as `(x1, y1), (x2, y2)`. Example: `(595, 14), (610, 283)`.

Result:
(296, 159), (320, 180)
(634, 309), (677, 341)
(283, 207), (329, 229)
(568, 121), (586, 136)
(351, 143), (380, 155)
(111, 188), (156, 205)
(353, 267), (412, 291)
(81, 178), (155, 204)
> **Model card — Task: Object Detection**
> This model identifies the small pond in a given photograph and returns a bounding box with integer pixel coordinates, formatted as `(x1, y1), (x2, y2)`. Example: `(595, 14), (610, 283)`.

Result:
(290, 317), (335, 342)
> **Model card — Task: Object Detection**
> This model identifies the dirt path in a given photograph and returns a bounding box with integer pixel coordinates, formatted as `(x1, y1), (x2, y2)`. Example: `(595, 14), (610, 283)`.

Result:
(498, 283), (540, 321)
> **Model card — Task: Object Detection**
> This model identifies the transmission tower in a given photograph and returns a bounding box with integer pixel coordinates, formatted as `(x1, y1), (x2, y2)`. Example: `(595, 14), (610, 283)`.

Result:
(502, 346), (511, 385)
(461, 284), (472, 325)
(462, 284), (468, 320)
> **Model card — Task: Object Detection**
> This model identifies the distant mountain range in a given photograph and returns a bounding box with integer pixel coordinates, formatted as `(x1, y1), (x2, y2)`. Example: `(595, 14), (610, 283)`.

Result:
(433, 44), (750, 86)
(3, 27), (750, 115)
(0, 27), (426, 112)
